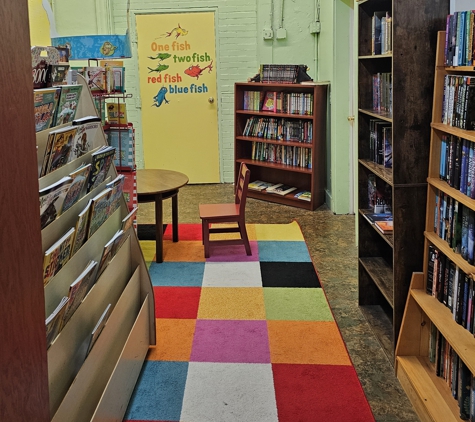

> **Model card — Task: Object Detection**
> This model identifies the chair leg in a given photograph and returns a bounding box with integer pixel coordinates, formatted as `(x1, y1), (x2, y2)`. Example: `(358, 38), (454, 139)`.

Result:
(239, 221), (252, 256)
(202, 219), (210, 258)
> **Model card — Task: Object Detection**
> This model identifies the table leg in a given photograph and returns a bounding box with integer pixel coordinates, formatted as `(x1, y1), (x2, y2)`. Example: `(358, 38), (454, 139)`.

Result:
(155, 193), (163, 263)
(172, 192), (178, 242)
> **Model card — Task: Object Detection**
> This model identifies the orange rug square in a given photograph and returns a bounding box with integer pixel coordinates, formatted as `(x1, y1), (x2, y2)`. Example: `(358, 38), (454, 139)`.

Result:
(267, 320), (352, 365)
(147, 318), (196, 362)
(162, 240), (206, 262)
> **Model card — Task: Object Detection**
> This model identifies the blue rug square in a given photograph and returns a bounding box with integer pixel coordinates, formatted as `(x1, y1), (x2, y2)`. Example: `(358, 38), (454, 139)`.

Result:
(124, 360), (188, 421)
(258, 241), (311, 262)
(148, 262), (205, 286)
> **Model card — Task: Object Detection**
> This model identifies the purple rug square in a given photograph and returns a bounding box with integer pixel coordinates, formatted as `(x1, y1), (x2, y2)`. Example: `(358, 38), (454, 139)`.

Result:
(207, 241), (259, 262)
(190, 320), (270, 363)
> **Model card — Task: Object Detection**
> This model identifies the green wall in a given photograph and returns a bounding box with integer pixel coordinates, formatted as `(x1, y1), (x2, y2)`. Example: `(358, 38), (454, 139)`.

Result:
(48, 0), (354, 214)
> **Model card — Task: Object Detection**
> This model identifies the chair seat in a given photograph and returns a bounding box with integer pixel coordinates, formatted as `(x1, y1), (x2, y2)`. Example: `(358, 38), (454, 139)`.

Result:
(199, 203), (240, 219)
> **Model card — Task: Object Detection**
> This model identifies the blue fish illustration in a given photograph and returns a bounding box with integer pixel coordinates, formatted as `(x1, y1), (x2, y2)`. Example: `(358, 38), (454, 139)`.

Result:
(152, 87), (169, 108)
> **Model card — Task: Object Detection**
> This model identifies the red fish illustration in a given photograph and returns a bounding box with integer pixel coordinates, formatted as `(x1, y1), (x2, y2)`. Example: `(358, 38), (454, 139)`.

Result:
(165, 24), (188, 39)
(184, 60), (213, 79)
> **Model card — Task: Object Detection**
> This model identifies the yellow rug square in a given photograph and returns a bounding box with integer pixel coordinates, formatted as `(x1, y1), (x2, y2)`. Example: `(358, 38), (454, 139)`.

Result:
(267, 320), (352, 365)
(139, 240), (157, 262)
(162, 240), (206, 262)
(147, 318), (196, 361)
(198, 287), (266, 320)
(254, 221), (304, 241)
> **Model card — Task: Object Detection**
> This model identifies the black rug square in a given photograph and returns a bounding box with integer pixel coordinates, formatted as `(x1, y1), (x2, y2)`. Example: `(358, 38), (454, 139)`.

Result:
(260, 262), (321, 288)
(137, 224), (168, 240)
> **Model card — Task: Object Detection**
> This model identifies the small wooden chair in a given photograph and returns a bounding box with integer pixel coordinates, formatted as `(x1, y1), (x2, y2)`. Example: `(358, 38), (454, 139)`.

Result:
(199, 163), (252, 258)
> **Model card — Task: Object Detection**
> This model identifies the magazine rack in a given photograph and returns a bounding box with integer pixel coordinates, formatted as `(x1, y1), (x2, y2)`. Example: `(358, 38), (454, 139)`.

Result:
(37, 75), (155, 421)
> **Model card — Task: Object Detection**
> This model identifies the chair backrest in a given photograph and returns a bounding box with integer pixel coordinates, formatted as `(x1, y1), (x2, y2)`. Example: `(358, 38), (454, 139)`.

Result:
(235, 163), (250, 214)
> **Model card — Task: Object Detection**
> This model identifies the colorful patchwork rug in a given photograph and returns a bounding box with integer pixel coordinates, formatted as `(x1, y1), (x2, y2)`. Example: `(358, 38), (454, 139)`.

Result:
(124, 221), (374, 422)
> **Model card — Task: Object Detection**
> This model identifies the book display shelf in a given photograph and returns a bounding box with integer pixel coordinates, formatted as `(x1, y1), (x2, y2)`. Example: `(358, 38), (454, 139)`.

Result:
(37, 76), (156, 421)
(395, 30), (475, 422)
(234, 82), (328, 211)
(356, 0), (449, 362)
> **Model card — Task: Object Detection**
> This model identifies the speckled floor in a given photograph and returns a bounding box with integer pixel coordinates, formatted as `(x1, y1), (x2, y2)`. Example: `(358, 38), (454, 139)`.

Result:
(137, 183), (420, 422)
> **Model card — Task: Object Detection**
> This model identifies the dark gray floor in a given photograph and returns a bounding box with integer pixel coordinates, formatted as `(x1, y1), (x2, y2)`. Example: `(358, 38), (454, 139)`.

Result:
(137, 183), (420, 422)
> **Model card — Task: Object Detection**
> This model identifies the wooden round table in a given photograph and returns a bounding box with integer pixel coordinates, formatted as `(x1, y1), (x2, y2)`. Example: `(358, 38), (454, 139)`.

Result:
(136, 169), (189, 263)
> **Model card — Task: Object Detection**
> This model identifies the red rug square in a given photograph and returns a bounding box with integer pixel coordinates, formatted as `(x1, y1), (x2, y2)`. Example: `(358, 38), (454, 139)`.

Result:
(272, 363), (375, 422)
(163, 223), (202, 241)
(154, 287), (201, 319)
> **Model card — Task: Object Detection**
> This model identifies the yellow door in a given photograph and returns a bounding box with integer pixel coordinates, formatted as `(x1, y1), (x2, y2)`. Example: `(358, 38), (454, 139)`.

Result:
(136, 12), (219, 183)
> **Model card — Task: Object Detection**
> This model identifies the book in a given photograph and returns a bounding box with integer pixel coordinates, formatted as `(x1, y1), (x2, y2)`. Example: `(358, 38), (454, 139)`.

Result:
(46, 63), (69, 87)
(70, 117), (102, 161)
(87, 187), (113, 238)
(105, 126), (135, 170)
(39, 176), (73, 229)
(34, 87), (61, 132)
(54, 85), (82, 126)
(83, 66), (107, 92)
(265, 183), (297, 196)
(70, 199), (93, 256)
(106, 173), (125, 214)
(96, 229), (124, 278)
(248, 180), (274, 191)
(62, 260), (98, 327)
(60, 164), (91, 214)
(42, 227), (75, 286)
(45, 296), (69, 349)
(261, 91), (277, 112)
(362, 212), (393, 225)
(121, 206), (138, 232)
(106, 102), (127, 125)
(375, 220), (393, 234)
(41, 125), (77, 175)
(294, 191), (312, 202)
(87, 146), (116, 192)
(86, 303), (112, 357)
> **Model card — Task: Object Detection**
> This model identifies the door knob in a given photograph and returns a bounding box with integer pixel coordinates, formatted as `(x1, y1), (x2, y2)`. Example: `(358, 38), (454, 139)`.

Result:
(208, 97), (214, 103)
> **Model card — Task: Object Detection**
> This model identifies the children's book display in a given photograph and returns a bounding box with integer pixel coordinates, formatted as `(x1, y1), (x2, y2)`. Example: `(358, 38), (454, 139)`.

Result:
(37, 75), (155, 422)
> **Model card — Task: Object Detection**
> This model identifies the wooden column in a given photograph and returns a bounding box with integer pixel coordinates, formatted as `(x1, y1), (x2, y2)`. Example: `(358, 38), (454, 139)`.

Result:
(0, 1), (50, 420)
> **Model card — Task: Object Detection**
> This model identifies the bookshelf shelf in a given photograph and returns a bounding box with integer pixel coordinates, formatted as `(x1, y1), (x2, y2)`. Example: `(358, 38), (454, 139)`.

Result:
(234, 82), (328, 211)
(359, 209), (394, 246)
(356, 0), (449, 363)
(396, 30), (475, 421)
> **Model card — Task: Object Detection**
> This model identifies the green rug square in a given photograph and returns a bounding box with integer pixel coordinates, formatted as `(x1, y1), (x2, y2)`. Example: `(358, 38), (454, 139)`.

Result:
(264, 288), (334, 321)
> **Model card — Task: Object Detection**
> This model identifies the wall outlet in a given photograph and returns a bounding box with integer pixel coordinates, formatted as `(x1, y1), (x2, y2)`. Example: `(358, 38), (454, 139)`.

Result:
(262, 28), (273, 40)
(310, 21), (321, 34)
(276, 28), (287, 39)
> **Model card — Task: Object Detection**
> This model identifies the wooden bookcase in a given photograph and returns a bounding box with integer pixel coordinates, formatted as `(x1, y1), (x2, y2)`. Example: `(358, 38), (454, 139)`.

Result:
(234, 82), (328, 211)
(36, 77), (156, 421)
(356, 0), (449, 362)
(395, 31), (475, 422)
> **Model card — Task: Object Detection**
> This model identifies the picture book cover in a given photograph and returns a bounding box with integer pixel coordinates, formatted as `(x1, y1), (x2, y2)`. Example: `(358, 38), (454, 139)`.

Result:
(261, 91), (277, 112)
(88, 187), (113, 239)
(45, 296), (69, 349)
(70, 199), (93, 257)
(105, 126), (135, 170)
(39, 176), (73, 229)
(121, 170), (137, 212)
(363, 212), (393, 225)
(248, 180), (272, 191)
(34, 87), (61, 132)
(54, 85), (83, 126)
(47, 126), (78, 173)
(62, 260), (98, 327)
(294, 191), (312, 201)
(121, 206), (138, 232)
(61, 164), (92, 214)
(266, 183), (297, 196)
(84, 66), (107, 93)
(87, 146), (116, 192)
(106, 174), (125, 214)
(86, 303), (112, 357)
(47, 64), (69, 87)
(375, 220), (394, 234)
(70, 117), (102, 161)
(106, 102), (127, 125)
(96, 229), (123, 278)
(42, 226), (75, 286)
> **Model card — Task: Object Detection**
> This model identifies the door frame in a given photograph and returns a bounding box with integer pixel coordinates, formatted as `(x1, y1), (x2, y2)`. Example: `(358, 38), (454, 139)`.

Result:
(129, 7), (223, 181)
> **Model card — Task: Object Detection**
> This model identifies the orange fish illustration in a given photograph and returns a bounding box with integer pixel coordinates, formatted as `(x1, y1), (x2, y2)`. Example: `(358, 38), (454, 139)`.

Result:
(165, 24), (188, 39)
(184, 60), (213, 79)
